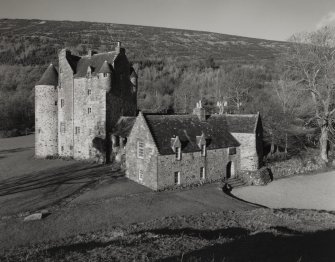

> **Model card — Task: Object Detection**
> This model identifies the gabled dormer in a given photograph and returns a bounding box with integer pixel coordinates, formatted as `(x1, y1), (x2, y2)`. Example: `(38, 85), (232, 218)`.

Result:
(86, 66), (94, 78)
(171, 136), (182, 160)
(196, 132), (206, 156)
(98, 60), (113, 77)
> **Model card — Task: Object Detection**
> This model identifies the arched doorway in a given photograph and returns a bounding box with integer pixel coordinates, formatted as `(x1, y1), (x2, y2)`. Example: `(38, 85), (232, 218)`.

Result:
(226, 161), (234, 179)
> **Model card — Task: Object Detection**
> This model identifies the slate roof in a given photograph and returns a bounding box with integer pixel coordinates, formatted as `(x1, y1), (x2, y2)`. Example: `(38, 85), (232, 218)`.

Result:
(143, 114), (240, 155)
(225, 114), (259, 133)
(112, 117), (136, 137)
(74, 52), (118, 77)
(37, 64), (58, 86)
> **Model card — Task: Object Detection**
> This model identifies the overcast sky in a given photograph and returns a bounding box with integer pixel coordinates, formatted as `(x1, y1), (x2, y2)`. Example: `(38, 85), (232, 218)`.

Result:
(1, 0), (335, 41)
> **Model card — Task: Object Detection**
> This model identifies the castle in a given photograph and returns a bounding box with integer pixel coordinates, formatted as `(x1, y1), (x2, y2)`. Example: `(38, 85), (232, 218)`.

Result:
(35, 42), (137, 162)
(35, 43), (263, 190)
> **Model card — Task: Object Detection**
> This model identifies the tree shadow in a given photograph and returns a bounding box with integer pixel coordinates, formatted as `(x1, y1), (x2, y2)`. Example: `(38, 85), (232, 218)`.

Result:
(0, 162), (125, 216)
(161, 228), (335, 262)
(137, 227), (250, 240)
(14, 227), (335, 261)
(0, 147), (33, 159)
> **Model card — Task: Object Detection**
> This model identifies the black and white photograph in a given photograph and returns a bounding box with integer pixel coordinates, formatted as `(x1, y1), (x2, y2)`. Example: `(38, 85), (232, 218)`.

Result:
(0, 0), (335, 261)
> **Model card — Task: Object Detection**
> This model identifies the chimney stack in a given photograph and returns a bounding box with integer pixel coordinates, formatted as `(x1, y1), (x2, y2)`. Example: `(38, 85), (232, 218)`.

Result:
(193, 100), (206, 121)
(115, 41), (121, 53)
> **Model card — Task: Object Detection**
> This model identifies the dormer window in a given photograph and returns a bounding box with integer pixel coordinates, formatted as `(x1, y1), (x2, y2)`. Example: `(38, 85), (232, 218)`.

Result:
(171, 136), (181, 160)
(175, 147), (181, 160)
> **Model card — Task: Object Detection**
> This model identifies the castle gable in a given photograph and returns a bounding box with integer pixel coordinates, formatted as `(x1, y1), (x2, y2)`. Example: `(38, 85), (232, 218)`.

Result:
(224, 114), (259, 134)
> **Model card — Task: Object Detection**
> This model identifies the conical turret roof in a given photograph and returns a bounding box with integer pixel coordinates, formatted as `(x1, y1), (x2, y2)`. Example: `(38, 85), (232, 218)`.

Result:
(98, 60), (113, 74)
(37, 64), (58, 86)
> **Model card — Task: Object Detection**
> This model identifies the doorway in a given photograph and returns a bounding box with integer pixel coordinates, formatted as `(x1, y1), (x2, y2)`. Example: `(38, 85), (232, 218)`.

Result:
(226, 161), (234, 179)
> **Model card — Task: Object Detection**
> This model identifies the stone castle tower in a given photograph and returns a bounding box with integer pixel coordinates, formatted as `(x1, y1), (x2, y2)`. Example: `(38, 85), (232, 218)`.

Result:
(35, 42), (138, 161)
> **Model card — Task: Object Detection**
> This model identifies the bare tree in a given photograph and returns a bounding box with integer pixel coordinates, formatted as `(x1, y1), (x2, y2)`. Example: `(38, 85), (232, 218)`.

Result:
(282, 27), (335, 162)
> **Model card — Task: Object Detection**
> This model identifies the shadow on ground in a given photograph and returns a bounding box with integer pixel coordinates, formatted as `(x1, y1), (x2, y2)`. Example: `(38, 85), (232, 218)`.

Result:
(159, 227), (335, 261)
(6, 227), (334, 261)
(0, 147), (33, 159)
(0, 162), (123, 216)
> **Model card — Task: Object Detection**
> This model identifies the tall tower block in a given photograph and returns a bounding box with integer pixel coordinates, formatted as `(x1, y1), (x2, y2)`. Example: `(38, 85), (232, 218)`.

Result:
(35, 64), (58, 157)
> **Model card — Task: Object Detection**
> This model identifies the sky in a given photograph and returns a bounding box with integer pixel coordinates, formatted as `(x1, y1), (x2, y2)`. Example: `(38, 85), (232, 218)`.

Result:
(1, 0), (335, 41)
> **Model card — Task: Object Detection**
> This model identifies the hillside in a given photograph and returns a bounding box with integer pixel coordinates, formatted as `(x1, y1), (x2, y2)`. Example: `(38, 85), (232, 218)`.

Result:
(0, 18), (290, 66)
(0, 19), (295, 148)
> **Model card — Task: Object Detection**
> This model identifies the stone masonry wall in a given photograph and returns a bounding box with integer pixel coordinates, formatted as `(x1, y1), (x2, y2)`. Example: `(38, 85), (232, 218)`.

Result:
(126, 114), (158, 190)
(35, 85), (58, 157)
(58, 50), (74, 157)
(73, 75), (108, 160)
(232, 133), (258, 171)
(157, 147), (240, 190)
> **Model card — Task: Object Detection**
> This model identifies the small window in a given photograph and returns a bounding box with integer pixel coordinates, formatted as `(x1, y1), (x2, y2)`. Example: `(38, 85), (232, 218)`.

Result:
(55, 101), (57, 106)
(88, 107), (92, 114)
(139, 170), (144, 181)
(137, 141), (144, 159)
(69, 145), (73, 150)
(61, 146), (64, 152)
(174, 171), (180, 185)
(75, 126), (80, 134)
(175, 147), (181, 160)
(229, 147), (236, 155)
(103, 73), (108, 77)
(86, 72), (91, 78)
(200, 167), (205, 180)
(61, 99), (64, 108)
(88, 89), (92, 95)
(201, 144), (206, 156)
(38, 128), (41, 133)
(60, 122), (65, 133)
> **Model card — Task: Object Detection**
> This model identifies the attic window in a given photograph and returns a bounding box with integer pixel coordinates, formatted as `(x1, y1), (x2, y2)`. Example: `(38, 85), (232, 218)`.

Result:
(175, 147), (181, 160)
(229, 147), (236, 155)
(86, 72), (91, 78)
(137, 140), (144, 159)
(103, 73), (108, 77)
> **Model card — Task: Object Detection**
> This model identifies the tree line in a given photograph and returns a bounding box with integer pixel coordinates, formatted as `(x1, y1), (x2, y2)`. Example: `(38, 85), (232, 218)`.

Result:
(1, 26), (335, 163)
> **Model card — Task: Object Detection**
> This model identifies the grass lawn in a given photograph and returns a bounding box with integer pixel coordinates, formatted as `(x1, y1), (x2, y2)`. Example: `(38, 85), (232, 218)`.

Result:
(1, 135), (335, 261)
(0, 134), (254, 250)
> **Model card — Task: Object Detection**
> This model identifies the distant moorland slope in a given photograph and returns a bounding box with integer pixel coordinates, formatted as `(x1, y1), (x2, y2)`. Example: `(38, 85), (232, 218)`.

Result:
(0, 18), (290, 65)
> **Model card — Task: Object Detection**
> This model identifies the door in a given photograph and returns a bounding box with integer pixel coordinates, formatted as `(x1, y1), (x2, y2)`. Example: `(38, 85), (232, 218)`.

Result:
(226, 161), (234, 179)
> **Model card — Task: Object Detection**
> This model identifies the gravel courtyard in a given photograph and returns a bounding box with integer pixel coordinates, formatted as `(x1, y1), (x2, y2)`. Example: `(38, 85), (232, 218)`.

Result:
(233, 171), (335, 210)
